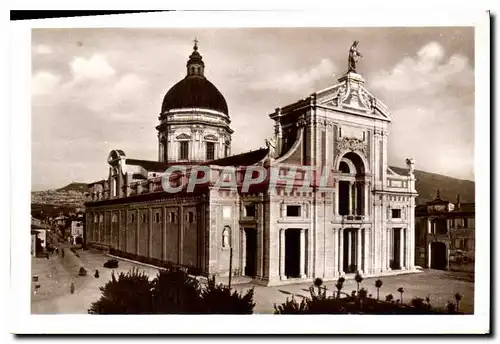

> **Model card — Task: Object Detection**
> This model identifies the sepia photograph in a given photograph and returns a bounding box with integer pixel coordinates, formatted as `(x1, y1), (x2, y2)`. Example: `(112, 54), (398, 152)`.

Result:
(8, 8), (490, 335)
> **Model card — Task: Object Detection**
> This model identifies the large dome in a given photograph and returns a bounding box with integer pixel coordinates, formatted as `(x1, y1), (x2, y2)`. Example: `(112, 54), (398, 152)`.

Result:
(161, 76), (228, 115)
(161, 42), (228, 115)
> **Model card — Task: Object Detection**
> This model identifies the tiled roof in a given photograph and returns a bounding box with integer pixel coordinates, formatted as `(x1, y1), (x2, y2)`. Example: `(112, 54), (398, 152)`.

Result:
(125, 159), (172, 172)
(203, 148), (269, 167)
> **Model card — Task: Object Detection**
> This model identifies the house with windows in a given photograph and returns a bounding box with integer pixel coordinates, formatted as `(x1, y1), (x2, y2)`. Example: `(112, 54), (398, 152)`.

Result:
(84, 41), (418, 285)
(414, 191), (475, 270)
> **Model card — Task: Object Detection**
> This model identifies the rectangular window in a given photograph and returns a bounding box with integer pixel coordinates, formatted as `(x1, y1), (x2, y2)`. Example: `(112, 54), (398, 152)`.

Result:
(154, 213), (160, 223)
(141, 213), (147, 223)
(245, 204), (256, 217)
(225, 145), (229, 157)
(206, 142), (215, 160)
(131, 213), (135, 223)
(179, 141), (189, 160)
(391, 209), (401, 218)
(169, 212), (176, 223)
(188, 212), (194, 223)
(286, 205), (301, 217)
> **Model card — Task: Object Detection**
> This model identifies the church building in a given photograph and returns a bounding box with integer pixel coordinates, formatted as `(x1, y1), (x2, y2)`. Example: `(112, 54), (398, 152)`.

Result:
(85, 41), (418, 285)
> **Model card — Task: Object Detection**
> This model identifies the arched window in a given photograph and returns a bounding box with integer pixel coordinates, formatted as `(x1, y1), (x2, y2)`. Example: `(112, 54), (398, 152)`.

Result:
(339, 161), (350, 173)
(222, 226), (231, 248)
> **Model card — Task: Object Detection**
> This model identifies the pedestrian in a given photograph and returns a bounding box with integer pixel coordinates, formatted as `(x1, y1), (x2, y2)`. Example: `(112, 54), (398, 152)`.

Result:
(46, 252), (49, 259)
(61, 249), (65, 258)
(70, 281), (75, 294)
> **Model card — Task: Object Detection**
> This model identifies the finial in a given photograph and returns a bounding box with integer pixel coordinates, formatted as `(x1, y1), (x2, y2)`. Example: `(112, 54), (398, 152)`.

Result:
(436, 189), (441, 199)
(193, 37), (198, 50)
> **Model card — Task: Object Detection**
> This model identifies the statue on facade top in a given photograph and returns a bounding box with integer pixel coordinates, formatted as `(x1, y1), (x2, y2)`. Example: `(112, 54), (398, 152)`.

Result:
(348, 41), (363, 73)
(265, 136), (277, 158)
(406, 158), (415, 176)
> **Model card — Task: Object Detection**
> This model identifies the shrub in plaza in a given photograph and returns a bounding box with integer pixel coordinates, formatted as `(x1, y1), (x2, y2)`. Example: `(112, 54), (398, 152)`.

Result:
(88, 268), (154, 314)
(200, 276), (255, 314)
(89, 267), (255, 314)
(274, 279), (463, 315)
(151, 268), (204, 314)
(103, 259), (119, 269)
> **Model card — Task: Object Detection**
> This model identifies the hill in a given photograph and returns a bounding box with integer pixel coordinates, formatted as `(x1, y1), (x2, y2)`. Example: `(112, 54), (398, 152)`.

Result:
(389, 166), (475, 205)
(56, 182), (88, 193)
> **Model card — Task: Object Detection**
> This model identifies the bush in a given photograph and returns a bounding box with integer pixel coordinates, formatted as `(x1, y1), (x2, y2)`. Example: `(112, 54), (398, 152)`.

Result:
(274, 280), (457, 314)
(88, 268), (153, 314)
(103, 259), (119, 269)
(78, 267), (87, 276)
(152, 268), (203, 314)
(201, 276), (255, 314)
(89, 267), (255, 314)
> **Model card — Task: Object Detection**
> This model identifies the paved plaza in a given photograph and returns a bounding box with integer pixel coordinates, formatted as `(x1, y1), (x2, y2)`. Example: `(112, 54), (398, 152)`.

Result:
(31, 248), (475, 314)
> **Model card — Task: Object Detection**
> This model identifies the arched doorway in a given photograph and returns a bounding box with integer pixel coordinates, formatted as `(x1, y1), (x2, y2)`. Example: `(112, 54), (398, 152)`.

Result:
(430, 242), (447, 270)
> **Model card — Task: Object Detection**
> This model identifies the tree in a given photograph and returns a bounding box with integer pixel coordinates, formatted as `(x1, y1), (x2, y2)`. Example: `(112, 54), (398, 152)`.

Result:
(88, 268), (153, 314)
(454, 292), (463, 313)
(397, 287), (405, 303)
(374, 279), (383, 300)
(335, 277), (345, 299)
(354, 271), (364, 292)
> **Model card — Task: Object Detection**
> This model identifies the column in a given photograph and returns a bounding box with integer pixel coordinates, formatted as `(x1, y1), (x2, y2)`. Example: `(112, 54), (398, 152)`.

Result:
(334, 190), (339, 216)
(427, 243), (432, 268)
(405, 227), (411, 270)
(347, 230), (352, 271)
(162, 207), (167, 261)
(300, 229), (306, 278)
(356, 228), (362, 272)
(339, 229), (344, 274)
(363, 182), (369, 216)
(332, 228), (338, 276)
(386, 228), (392, 270)
(363, 228), (369, 274)
(446, 244), (450, 270)
(353, 183), (358, 215)
(136, 209), (140, 255)
(241, 228), (246, 275)
(399, 228), (405, 269)
(427, 218), (432, 234)
(280, 229), (286, 280)
(348, 182), (352, 215)
(148, 208), (153, 258)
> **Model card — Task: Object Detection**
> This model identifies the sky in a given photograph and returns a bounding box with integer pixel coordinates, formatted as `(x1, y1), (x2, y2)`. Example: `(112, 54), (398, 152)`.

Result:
(31, 27), (475, 191)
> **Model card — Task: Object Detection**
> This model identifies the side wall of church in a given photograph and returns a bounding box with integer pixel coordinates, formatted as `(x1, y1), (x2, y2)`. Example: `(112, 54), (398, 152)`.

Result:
(86, 195), (210, 274)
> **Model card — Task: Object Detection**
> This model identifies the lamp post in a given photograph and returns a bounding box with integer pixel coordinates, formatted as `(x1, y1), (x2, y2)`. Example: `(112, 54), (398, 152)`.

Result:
(228, 246), (233, 288)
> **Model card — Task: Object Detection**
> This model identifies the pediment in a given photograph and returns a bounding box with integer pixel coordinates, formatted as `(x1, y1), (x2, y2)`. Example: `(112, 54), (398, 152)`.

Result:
(317, 79), (391, 121)
(176, 133), (191, 140)
(204, 134), (218, 141)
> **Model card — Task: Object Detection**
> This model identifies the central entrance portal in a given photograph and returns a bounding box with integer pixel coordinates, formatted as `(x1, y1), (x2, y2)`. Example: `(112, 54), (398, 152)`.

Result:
(244, 228), (257, 277)
(285, 228), (301, 278)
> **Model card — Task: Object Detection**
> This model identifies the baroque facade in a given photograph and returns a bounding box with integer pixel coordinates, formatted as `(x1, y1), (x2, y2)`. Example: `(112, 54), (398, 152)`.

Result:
(85, 42), (418, 285)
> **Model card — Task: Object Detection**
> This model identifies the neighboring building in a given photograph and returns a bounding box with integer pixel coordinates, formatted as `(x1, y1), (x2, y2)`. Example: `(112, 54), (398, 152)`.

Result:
(414, 191), (475, 270)
(85, 42), (418, 286)
(71, 218), (84, 238)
